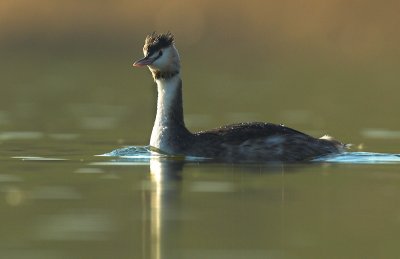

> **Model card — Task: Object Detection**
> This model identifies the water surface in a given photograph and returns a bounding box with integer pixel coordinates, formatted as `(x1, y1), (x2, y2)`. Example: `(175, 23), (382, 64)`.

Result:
(1, 133), (400, 258)
(1, 29), (400, 258)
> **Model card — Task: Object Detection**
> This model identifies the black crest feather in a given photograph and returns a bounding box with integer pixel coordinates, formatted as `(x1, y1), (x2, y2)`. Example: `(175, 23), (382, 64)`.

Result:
(143, 32), (174, 56)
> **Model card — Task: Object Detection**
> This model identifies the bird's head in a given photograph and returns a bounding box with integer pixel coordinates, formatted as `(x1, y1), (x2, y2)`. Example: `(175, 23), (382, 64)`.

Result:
(133, 32), (180, 79)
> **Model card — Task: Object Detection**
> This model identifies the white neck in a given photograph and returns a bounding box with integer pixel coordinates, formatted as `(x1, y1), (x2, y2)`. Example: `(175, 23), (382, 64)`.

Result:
(150, 74), (188, 153)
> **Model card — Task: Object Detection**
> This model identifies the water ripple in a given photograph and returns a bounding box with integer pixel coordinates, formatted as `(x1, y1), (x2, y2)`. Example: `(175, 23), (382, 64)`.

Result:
(99, 146), (154, 160)
(103, 146), (400, 164)
(314, 152), (400, 164)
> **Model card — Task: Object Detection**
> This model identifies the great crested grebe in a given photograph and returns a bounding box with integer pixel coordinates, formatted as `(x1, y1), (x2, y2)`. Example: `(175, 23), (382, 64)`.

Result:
(133, 32), (346, 162)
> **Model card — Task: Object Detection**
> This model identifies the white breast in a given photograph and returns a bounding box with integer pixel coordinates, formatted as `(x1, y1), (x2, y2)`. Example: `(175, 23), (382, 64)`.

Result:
(150, 76), (181, 152)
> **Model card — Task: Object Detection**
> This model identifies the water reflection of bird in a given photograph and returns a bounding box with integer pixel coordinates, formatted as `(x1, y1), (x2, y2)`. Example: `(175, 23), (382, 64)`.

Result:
(133, 32), (346, 162)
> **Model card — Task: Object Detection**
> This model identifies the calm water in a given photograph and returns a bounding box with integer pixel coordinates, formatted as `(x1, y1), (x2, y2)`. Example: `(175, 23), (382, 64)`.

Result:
(1, 43), (400, 258)
(1, 131), (400, 258)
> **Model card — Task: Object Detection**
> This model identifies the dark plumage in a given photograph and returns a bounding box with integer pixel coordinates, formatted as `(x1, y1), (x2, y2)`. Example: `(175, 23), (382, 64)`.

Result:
(143, 32), (174, 56)
(133, 32), (347, 162)
(191, 122), (344, 162)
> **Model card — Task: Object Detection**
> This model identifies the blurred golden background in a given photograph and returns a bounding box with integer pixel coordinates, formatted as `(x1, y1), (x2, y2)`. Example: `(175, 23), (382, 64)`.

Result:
(2, 0), (398, 56)
(1, 0), (399, 149)
(1, 3), (400, 258)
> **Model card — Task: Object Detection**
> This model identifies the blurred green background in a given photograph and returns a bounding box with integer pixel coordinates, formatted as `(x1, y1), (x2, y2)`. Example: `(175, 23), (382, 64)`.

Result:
(1, 2), (400, 258)
(1, 0), (399, 149)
